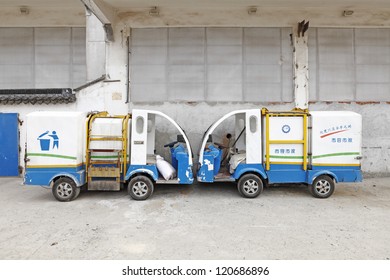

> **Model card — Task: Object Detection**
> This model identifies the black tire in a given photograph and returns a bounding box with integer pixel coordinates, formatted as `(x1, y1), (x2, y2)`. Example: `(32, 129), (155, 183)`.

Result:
(238, 174), (263, 198)
(128, 175), (154, 201)
(52, 177), (80, 202)
(310, 175), (335, 198)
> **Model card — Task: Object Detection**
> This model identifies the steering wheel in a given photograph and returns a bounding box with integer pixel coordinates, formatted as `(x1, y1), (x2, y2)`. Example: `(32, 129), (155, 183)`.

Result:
(164, 141), (178, 148)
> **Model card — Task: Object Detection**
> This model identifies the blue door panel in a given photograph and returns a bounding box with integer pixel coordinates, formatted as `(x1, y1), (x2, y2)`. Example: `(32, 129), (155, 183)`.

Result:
(0, 113), (19, 176)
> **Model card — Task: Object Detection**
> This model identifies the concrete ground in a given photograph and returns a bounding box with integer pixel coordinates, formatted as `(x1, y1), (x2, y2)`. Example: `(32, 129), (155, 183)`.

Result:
(0, 176), (389, 260)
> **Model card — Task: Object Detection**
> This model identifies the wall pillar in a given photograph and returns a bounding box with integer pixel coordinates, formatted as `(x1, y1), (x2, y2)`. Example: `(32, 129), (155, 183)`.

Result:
(86, 9), (106, 81)
(293, 25), (309, 109)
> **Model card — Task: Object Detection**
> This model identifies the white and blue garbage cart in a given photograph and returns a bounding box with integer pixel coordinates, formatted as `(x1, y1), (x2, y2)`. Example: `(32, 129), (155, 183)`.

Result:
(24, 109), (193, 201)
(197, 108), (362, 199)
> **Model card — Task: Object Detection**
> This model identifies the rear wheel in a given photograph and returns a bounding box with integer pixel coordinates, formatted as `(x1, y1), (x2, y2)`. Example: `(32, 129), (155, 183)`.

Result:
(128, 175), (154, 200)
(52, 177), (80, 202)
(310, 175), (335, 198)
(238, 174), (263, 198)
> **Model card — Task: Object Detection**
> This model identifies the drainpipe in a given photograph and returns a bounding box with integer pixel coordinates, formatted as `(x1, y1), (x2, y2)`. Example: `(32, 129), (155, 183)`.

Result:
(126, 35), (130, 104)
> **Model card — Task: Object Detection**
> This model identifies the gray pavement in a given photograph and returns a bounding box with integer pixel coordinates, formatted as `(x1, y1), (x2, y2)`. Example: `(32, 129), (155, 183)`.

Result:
(0, 176), (389, 260)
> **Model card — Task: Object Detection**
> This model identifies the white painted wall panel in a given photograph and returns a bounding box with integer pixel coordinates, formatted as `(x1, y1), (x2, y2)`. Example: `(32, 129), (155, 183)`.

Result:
(169, 84), (204, 101)
(0, 45), (33, 65)
(131, 65), (166, 83)
(131, 84), (167, 102)
(245, 84), (281, 102)
(130, 27), (292, 103)
(35, 28), (71, 46)
(0, 65), (33, 84)
(356, 46), (390, 64)
(35, 46), (71, 65)
(206, 28), (242, 45)
(132, 46), (168, 65)
(0, 28), (33, 45)
(207, 46), (242, 65)
(311, 27), (390, 102)
(207, 84), (242, 101)
(35, 65), (70, 88)
(208, 65), (242, 83)
(0, 27), (86, 90)
(169, 46), (204, 65)
(168, 65), (204, 83)
(132, 28), (167, 46)
(319, 84), (354, 101)
(246, 65), (281, 83)
(356, 84), (390, 101)
(169, 28), (204, 46)
(356, 65), (390, 83)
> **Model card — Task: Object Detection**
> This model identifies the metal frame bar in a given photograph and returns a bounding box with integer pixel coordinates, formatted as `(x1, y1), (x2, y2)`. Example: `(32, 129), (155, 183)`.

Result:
(262, 108), (308, 171)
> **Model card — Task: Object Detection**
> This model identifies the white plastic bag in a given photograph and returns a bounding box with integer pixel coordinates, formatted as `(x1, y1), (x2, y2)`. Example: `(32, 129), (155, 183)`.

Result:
(156, 155), (176, 180)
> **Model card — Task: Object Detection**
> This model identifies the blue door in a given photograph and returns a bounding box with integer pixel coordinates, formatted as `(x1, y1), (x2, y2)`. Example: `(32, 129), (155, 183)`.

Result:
(0, 113), (19, 176)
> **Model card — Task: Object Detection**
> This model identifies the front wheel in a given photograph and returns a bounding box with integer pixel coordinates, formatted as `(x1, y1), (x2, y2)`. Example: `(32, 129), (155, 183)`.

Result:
(238, 174), (263, 198)
(310, 175), (335, 198)
(52, 177), (80, 202)
(128, 175), (154, 201)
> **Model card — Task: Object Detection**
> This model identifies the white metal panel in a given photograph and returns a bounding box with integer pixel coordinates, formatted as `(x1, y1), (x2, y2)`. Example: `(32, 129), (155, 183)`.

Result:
(267, 116), (305, 164)
(245, 110), (262, 164)
(269, 117), (304, 141)
(26, 111), (87, 167)
(311, 111), (362, 166)
(131, 110), (148, 165)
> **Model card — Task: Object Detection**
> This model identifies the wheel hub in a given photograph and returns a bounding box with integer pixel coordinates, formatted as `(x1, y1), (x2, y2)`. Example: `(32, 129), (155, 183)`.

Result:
(132, 181), (148, 197)
(315, 180), (331, 194)
(56, 182), (73, 198)
(243, 179), (258, 194)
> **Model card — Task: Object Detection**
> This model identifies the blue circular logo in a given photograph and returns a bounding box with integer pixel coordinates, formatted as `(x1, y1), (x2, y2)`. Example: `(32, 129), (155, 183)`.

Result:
(282, 125), (290, 133)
